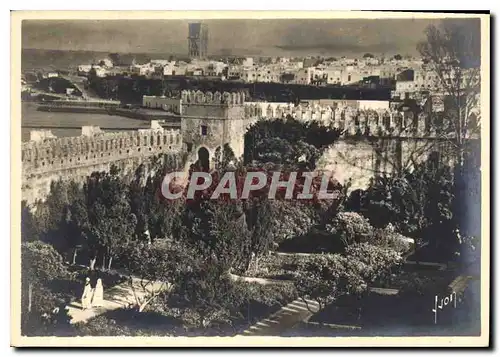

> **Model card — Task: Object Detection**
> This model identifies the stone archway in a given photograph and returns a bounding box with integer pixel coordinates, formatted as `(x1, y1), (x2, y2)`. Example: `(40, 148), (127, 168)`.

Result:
(197, 147), (210, 172)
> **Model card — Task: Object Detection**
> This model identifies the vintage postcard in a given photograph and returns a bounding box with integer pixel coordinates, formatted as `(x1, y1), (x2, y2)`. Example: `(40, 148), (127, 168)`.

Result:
(11, 11), (490, 347)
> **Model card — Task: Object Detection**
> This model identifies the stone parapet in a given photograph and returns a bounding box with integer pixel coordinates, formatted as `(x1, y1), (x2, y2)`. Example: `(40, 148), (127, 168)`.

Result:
(22, 127), (182, 177)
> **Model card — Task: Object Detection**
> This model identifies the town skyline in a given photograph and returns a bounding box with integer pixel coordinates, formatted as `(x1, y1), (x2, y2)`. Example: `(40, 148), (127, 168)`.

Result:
(22, 18), (444, 58)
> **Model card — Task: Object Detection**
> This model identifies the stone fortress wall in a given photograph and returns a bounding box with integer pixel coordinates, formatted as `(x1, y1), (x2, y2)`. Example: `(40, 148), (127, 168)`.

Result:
(254, 101), (469, 139)
(22, 124), (183, 204)
(21, 90), (479, 203)
(244, 96), (478, 191)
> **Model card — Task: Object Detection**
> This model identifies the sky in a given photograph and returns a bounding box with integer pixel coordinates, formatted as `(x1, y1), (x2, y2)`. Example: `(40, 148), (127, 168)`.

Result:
(22, 18), (445, 58)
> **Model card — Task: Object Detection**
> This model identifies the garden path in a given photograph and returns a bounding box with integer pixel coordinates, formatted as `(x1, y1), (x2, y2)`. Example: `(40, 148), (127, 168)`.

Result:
(241, 298), (321, 336)
(66, 277), (164, 324)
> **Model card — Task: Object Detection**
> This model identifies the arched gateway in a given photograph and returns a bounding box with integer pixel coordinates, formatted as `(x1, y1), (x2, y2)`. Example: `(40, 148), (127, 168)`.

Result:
(197, 147), (210, 171)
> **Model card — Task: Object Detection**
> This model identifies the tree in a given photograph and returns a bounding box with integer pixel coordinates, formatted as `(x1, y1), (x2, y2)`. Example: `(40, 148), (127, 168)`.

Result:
(80, 167), (137, 270)
(345, 153), (481, 262)
(22, 241), (68, 309)
(244, 118), (342, 170)
(244, 198), (276, 271)
(393, 54), (403, 61)
(347, 159), (455, 241)
(266, 200), (318, 245)
(21, 241), (71, 335)
(417, 18), (481, 166)
(344, 242), (403, 290)
(178, 198), (252, 273)
(144, 182), (183, 241)
(363, 53), (375, 59)
(167, 263), (241, 328)
(66, 197), (91, 265)
(325, 211), (373, 247)
(108, 53), (121, 66)
(294, 254), (347, 312)
(214, 144), (237, 171)
(30, 181), (86, 262)
(21, 201), (39, 243)
(294, 242), (403, 315)
(116, 241), (191, 312)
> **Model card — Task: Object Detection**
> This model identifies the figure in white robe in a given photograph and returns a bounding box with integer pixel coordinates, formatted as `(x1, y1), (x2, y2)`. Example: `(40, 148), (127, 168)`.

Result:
(92, 278), (104, 307)
(81, 277), (93, 310)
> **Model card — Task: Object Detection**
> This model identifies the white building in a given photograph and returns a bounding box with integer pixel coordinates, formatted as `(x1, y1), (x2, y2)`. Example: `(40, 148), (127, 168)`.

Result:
(340, 68), (363, 85)
(132, 63), (162, 77)
(294, 67), (313, 85)
(360, 57), (380, 66)
(30, 130), (56, 142)
(324, 68), (343, 85)
(379, 66), (398, 79)
(142, 96), (182, 114)
(92, 66), (107, 78)
(191, 68), (204, 76)
(241, 68), (257, 82)
(414, 69), (441, 91)
(77, 65), (93, 74)
(99, 58), (114, 68)
(242, 57), (254, 68)
(151, 59), (171, 66)
(357, 100), (390, 111)
(395, 80), (417, 95)
(205, 61), (226, 77)
(394, 68), (442, 98)
(228, 65), (243, 79)
(168, 63), (188, 76)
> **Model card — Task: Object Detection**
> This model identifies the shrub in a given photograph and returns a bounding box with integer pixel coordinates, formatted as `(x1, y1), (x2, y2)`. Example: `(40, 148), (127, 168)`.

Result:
(74, 308), (183, 336)
(269, 200), (317, 245)
(325, 212), (373, 246)
(75, 315), (135, 336)
(230, 281), (298, 328)
(279, 213), (414, 255)
(293, 242), (403, 309)
(371, 225), (413, 254)
(294, 254), (349, 310)
(166, 263), (242, 329)
(345, 243), (403, 289)
(21, 241), (73, 336)
(455, 232), (481, 275)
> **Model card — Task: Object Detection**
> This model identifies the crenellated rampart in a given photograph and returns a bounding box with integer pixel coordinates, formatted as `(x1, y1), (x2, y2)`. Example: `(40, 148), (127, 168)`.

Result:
(180, 89), (247, 106)
(22, 126), (184, 204)
(255, 103), (477, 139)
(22, 127), (183, 176)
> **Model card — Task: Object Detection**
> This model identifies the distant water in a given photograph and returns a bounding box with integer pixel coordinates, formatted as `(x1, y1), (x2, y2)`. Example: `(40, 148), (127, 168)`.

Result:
(21, 103), (151, 142)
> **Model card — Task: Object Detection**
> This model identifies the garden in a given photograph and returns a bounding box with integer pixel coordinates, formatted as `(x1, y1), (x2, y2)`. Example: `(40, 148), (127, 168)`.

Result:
(20, 107), (481, 336)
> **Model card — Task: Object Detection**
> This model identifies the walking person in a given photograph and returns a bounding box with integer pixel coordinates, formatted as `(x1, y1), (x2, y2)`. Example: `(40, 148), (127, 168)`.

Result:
(81, 277), (93, 310)
(92, 278), (104, 307)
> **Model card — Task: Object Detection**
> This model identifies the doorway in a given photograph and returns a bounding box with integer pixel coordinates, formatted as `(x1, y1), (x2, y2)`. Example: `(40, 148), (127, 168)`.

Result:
(197, 147), (210, 171)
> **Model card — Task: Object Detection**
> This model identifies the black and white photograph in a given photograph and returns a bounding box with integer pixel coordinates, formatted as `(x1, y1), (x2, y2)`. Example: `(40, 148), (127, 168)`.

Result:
(10, 11), (490, 347)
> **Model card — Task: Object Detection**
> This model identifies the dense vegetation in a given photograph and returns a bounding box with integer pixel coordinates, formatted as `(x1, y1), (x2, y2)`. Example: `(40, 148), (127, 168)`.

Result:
(87, 75), (393, 104)
(33, 77), (82, 96)
(244, 117), (343, 170)
(20, 115), (480, 336)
